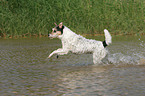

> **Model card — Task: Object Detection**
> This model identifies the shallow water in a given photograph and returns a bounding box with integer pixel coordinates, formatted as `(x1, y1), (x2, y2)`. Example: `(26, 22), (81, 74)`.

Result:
(0, 36), (145, 96)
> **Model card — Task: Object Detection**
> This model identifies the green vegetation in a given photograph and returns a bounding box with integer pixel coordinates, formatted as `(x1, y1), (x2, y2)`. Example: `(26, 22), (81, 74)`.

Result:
(0, 0), (145, 38)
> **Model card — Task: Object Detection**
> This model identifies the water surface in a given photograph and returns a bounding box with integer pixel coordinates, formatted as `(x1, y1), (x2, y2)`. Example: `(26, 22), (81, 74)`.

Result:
(0, 36), (145, 96)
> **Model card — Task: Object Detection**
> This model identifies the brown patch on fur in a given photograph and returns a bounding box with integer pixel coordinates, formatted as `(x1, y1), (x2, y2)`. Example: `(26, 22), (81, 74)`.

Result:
(56, 31), (61, 35)
(59, 22), (63, 28)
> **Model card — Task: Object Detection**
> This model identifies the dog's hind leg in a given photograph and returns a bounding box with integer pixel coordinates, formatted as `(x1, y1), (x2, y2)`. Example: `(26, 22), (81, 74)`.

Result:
(93, 50), (107, 64)
(48, 48), (69, 58)
(93, 53), (102, 64)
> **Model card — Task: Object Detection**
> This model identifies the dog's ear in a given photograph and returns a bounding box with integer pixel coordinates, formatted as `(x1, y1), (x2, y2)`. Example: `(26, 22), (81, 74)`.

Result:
(54, 22), (58, 26)
(59, 22), (63, 28)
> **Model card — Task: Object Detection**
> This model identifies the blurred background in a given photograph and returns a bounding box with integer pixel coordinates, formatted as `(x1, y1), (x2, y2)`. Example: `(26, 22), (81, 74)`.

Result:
(0, 0), (145, 38)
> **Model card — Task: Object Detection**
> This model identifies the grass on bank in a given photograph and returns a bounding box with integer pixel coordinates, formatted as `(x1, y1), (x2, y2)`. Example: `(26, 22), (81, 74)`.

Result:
(0, 0), (145, 38)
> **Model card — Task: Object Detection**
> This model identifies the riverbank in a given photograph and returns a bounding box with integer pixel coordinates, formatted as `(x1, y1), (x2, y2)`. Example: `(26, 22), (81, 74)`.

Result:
(0, 32), (144, 39)
(1, 0), (145, 37)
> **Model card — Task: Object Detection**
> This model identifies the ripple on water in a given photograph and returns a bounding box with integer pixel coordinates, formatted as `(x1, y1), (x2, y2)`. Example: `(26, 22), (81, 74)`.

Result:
(0, 36), (145, 95)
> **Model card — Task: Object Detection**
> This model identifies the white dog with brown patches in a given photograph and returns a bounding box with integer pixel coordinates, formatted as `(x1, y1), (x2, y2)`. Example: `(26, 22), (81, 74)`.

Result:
(48, 22), (112, 64)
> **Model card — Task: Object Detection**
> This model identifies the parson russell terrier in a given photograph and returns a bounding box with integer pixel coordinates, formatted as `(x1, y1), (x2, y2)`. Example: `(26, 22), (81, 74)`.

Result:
(48, 22), (112, 64)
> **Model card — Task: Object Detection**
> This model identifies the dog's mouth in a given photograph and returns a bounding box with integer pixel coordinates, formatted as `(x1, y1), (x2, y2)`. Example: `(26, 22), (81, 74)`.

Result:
(48, 34), (53, 39)
(48, 34), (58, 39)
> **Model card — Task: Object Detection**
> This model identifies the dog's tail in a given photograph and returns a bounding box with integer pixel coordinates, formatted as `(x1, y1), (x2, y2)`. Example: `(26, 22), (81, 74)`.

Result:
(103, 29), (112, 47)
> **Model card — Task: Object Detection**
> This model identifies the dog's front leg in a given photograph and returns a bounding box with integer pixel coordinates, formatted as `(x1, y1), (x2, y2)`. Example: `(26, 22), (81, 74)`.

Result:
(48, 48), (69, 58)
(48, 48), (62, 58)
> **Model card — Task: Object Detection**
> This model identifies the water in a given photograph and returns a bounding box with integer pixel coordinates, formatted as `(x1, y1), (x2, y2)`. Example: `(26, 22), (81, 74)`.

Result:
(0, 36), (145, 96)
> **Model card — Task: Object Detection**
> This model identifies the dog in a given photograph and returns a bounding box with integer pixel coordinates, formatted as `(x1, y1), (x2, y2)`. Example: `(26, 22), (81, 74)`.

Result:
(48, 22), (112, 64)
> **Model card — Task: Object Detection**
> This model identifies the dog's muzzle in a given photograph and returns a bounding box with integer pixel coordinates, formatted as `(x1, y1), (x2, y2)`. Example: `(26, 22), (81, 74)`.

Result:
(48, 34), (55, 39)
(48, 34), (53, 38)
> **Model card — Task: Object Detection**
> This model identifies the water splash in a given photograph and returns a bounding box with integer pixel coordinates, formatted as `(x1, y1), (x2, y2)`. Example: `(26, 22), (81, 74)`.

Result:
(139, 37), (144, 48)
(102, 37), (145, 65)
(103, 52), (145, 65)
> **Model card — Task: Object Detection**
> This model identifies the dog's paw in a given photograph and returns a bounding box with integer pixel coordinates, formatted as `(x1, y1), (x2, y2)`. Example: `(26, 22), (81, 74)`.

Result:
(56, 55), (59, 58)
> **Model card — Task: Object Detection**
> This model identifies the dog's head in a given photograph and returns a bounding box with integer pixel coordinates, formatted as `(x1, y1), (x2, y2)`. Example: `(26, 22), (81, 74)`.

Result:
(49, 22), (64, 39)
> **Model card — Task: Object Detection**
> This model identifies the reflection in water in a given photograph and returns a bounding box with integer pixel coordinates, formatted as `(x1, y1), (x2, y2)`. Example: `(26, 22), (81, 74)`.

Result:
(0, 36), (145, 95)
(57, 66), (108, 96)
(57, 65), (145, 96)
